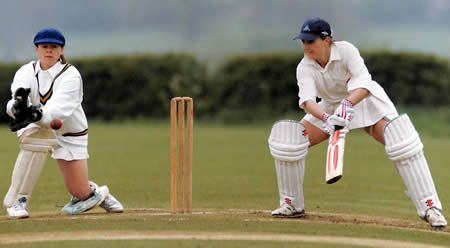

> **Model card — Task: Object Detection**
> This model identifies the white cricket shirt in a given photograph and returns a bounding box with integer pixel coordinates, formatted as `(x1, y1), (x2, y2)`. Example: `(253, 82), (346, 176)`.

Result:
(296, 41), (398, 129)
(6, 61), (89, 155)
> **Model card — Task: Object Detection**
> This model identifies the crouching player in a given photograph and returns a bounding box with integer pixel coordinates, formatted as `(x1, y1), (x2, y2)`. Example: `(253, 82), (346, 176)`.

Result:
(268, 18), (446, 228)
(3, 28), (123, 219)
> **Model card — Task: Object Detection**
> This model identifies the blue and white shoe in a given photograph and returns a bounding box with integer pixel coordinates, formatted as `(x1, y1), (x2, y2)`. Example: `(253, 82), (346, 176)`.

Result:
(62, 186), (109, 215)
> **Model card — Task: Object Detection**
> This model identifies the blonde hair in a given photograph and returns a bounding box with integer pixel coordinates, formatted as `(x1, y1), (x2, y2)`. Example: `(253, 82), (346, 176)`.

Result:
(60, 55), (67, 64)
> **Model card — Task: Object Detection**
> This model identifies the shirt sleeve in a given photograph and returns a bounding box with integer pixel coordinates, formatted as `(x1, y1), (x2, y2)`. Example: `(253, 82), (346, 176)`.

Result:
(297, 63), (317, 109)
(342, 42), (373, 92)
(39, 71), (83, 126)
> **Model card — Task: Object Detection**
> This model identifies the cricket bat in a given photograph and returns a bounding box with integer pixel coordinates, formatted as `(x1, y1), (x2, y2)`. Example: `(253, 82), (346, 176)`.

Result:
(325, 126), (346, 184)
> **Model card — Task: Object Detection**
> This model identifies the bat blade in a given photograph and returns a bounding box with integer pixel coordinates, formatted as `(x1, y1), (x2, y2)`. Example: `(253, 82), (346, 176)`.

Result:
(326, 128), (346, 184)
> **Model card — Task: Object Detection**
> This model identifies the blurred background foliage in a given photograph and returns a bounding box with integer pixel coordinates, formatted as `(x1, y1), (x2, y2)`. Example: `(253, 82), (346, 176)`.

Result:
(1, 1), (449, 127)
(0, 50), (448, 124)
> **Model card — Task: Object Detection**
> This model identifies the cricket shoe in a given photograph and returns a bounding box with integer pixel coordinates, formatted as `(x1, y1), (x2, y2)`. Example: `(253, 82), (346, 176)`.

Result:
(271, 202), (305, 218)
(100, 194), (124, 213)
(62, 186), (109, 215)
(89, 181), (124, 213)
(6, 197), (29, 219)
(424, 208), (447, 228)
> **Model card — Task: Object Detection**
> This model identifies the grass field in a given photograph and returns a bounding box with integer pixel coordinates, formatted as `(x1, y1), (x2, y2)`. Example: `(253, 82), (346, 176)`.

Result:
(0, 118), (449, 247)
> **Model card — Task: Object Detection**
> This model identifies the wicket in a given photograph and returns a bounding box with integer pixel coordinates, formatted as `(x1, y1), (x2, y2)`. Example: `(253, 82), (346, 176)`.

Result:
(170, 97), (193, 214)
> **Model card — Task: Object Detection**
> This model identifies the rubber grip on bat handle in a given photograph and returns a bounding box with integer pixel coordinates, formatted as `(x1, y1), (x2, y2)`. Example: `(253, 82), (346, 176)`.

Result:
(334, 125), (343, 130)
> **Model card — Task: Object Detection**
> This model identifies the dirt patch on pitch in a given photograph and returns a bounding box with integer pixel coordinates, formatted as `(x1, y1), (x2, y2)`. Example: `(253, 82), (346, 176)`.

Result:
(1, 208), (448, 233)
(124, 208), (450, 234)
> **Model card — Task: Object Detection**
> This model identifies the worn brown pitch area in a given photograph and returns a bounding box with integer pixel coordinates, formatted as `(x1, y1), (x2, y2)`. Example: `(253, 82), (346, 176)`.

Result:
(0, 208), (448, 233)
(0, 209), (448, 247)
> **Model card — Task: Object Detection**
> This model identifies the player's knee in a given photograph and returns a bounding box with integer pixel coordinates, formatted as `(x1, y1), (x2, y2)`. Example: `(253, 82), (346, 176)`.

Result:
(384, 114), (423, 162)
(268, 120), (309, 162)
(301, 120), (328, 146)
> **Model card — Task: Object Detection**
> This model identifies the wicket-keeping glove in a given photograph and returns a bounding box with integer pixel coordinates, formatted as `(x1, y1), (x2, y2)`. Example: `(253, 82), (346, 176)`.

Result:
(8, 88), (43, 132)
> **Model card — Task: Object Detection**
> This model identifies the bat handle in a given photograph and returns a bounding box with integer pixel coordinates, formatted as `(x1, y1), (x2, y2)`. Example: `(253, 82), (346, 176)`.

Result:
(334, 125), (343, 130)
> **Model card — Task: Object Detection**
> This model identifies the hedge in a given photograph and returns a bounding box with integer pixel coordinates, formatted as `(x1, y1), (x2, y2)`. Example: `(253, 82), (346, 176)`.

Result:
(0, 51), (448, 124)
(362, 51), (449, 106)
(210, 51), (449, 121)
(0, 53), (208, 122)
(210, 53), (301, 122)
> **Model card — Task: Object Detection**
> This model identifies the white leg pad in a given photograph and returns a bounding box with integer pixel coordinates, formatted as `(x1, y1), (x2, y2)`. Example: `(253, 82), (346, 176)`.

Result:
(384, 114), (442, 217)
(269, 120), (309, 211)
(274, 160), (306, 211)
(3, 128), (57, 208)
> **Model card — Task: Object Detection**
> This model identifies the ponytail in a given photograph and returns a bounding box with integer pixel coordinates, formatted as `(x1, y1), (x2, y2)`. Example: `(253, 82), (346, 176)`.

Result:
(60, 55), (67, 64)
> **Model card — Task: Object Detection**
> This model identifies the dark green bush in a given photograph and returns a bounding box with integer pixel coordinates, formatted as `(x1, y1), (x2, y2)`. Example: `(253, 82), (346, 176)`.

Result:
(210, 50), (449, 121)
(0, 53), (208, 122)
(362, 51), (449, 106)
(0, 51), (448, 124)
(210, 53), (303, 122)
(73, 53), (208, 120)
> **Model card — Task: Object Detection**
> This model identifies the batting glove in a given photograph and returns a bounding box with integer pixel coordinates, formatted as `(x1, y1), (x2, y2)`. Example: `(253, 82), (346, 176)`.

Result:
(334, 99), (354, 122)
(322, 113), (349, 135)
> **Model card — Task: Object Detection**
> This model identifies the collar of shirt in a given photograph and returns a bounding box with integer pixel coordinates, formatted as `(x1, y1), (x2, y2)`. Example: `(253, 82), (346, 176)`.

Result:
(34, 60), (65, 77)
(303, 43), (341, 71)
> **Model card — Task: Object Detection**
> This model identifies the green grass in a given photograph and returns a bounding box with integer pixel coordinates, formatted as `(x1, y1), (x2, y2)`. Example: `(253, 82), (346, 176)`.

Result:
(0, 240), (367, 248)
(0, 120), (449, 247)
